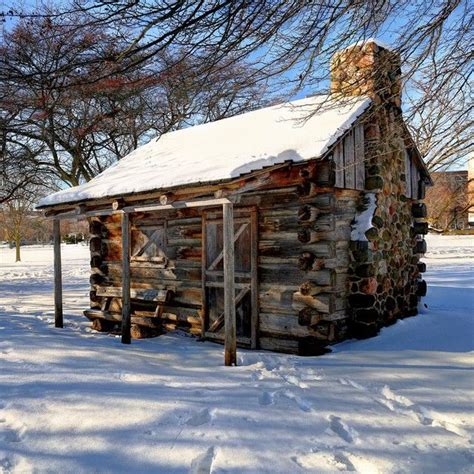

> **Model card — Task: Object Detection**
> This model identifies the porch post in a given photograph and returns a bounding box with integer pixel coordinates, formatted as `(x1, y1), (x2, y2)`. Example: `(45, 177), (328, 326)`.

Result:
(53, 218), (63, 328)
(222, 202), (237, 366)
(121, 212), (131, 344)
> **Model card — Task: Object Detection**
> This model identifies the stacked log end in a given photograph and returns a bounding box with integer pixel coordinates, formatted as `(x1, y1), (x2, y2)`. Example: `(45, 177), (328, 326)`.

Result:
(257, 162), (356, 355)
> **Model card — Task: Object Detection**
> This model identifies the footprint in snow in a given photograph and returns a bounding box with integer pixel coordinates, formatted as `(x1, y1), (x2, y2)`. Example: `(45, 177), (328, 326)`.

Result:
(329, 415), (359, 444)
(0, 457), (13, 473)
(339, 379), (472, 443)
(332, 452), (357, 472)
(293, 449), (357, 472)
(189, 446), (215, 474)
(282, 373), (309, 389)
(377, 385), (471, 441)
(339, 378), (367, 391)
(380, 385), (413, 407)
(299, 368), (324, 382)
(2, 428), (24, 443)
(282, 390), (312, 412)
(258, 391), (276, 406)
(186, 408), (213, 427)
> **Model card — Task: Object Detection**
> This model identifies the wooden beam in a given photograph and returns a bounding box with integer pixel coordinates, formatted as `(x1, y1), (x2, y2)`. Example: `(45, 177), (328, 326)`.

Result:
(46, 208), (122, 220)
(204, 281), (250, 290)
(208, 222), (248, 271)
(47, 210), (84, 220)
(123, 197), (231, 214)
(121, 213), (132, 344)
(222, 202), (237, 366)
(96, 286), (172, 302)
(201, 212), (208, 339)
(250, 208), (259, 349)
(53, 219), (63, 328)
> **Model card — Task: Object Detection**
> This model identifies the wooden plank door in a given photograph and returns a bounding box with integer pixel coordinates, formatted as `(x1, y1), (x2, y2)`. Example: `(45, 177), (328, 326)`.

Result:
(202, 207), (258, 348)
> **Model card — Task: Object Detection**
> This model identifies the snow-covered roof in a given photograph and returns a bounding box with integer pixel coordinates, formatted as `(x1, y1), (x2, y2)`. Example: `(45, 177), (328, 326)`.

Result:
(38, 95), (371, 208)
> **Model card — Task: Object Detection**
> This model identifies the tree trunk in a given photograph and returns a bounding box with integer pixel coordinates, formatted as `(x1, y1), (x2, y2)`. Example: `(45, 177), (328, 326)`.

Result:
(15, 236), (21, 262)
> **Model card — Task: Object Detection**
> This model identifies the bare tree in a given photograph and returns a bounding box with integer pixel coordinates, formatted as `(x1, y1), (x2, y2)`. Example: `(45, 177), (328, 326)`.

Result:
(425, 171), (471, 230)
(0, 109), (45, 203)
(0, 187), (37, 261)
(0, 13), (267, 188)
(405, 50), (473, 172)
(0, 17), (161, 186)
(1, 0), (472, 171)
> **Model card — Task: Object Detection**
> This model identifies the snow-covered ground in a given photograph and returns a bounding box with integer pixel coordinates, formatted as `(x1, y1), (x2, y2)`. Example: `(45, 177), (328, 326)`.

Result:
(0, 235), (472, 473)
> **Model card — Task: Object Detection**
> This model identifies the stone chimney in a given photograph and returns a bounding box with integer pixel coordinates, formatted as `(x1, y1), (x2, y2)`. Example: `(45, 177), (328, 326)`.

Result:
(330, 39), (402, 108)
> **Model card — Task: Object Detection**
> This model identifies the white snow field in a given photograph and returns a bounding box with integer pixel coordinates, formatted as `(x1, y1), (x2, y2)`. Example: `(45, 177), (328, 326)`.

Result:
(0, 234), (473, 473)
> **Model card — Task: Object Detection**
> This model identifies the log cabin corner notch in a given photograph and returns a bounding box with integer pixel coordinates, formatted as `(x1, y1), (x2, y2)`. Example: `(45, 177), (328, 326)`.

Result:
(37, 39), (431, 361)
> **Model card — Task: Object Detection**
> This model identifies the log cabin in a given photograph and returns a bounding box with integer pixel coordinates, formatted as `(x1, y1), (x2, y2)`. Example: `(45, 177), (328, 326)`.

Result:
(38, 40), (431, 362)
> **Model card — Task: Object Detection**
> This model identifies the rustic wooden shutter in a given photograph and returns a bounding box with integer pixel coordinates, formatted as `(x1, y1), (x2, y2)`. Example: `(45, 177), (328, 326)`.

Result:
(131, 218), (168, 265)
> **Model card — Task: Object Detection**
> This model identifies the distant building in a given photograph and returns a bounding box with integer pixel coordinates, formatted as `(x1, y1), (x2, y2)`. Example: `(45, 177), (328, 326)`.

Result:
(425, 170), (471, 230)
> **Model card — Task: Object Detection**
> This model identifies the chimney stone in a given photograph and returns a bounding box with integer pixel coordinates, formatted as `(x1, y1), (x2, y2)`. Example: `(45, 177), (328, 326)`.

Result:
(330, 40), (402, 108)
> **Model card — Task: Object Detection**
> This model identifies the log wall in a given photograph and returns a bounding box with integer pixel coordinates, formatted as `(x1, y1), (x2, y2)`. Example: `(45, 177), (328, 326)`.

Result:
(90, 208), (204, 336)
(87, 160), (360, 354)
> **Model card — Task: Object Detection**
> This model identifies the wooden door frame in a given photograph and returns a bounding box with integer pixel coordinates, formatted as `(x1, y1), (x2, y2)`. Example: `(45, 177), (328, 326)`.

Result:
(201, 206), (259, 350)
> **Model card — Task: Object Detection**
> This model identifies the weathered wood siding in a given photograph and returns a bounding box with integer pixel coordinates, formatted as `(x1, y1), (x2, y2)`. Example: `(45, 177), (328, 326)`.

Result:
(90, 209), (204, 335)
(332, 124), (365, 191)
(87, 159), (360, 354)
(255, 188), (358, 354)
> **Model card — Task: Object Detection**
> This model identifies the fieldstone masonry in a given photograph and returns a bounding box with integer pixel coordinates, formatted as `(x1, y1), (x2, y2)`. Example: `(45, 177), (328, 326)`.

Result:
(332, 41), (428, 338)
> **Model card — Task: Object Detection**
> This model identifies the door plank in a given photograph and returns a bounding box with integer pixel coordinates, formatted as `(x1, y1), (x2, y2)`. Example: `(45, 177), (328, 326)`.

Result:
(208, 287), (250, 333)
(250, 208), (259, 349)
(208, 222), (249, 271)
